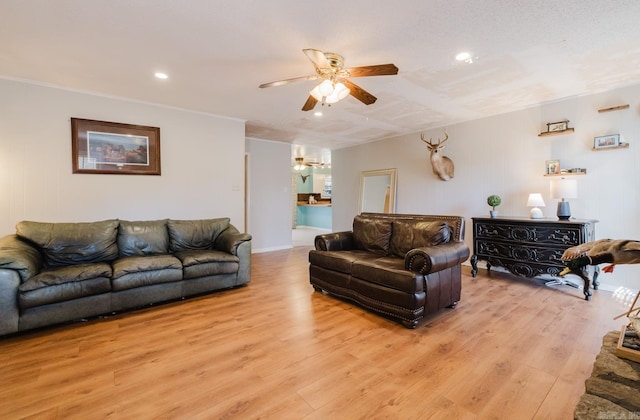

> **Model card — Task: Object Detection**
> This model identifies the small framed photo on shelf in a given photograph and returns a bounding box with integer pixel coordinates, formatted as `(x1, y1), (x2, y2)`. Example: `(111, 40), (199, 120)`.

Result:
(546, 160), (560, 175)
(594, 134), (620, 149)
(547, 120), (569, 132)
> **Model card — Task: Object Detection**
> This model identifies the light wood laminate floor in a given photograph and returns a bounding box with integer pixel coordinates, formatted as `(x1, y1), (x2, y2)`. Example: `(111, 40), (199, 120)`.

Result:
(0, 246), (633, 419)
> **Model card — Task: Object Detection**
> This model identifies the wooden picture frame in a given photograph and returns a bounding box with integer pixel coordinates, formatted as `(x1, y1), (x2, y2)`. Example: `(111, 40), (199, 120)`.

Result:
(71, 118), (161, 175)
(546, 120), (569, 132)
(593, 134), (620, 150)
(546, 159), (560, 175)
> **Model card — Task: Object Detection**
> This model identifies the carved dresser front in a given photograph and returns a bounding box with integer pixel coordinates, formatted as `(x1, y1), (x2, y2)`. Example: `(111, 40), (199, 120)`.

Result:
(470, 217), (598, 300)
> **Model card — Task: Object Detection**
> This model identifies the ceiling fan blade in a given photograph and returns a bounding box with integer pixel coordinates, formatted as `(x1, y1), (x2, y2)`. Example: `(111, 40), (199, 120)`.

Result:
(303, 48), (330, 70)
(345, 64), (399, 78)
(302, 95), (318, 111)
(342, 79), (377, 105)
(259, 75), (318, 88)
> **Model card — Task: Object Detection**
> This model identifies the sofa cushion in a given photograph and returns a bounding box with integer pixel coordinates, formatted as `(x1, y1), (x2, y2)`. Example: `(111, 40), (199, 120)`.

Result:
(111, 255), (183, 291)
(352, 216), (392, 255)
(18, 263), (112, 308)
(351, 256), (424, 293)
(174, 250), (239, 279)
(16, 220), (119, 267)
(390, 221), (452, 257)
(118, 219), (169, 257)
(308, 249), (376, 275)
(167, 218), (230, 252)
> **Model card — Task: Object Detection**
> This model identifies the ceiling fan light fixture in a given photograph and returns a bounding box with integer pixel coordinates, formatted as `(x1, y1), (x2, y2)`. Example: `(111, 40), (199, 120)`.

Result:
(294, 157), (305, 171)
(325, 82), (350, 104)
(318, 79), (334, 96)
(309, 84), (324, 101)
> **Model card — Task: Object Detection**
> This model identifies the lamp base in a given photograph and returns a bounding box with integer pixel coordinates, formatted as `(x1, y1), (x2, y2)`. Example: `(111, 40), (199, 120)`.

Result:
(557, 201), (571, 220)
(529, 207), (544, 219)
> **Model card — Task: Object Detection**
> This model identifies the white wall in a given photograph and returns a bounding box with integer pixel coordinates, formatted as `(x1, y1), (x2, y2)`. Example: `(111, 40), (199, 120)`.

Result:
(0, 78), (246, 234)
(333, 83), (640, 290)
(246, 138), (292, 252)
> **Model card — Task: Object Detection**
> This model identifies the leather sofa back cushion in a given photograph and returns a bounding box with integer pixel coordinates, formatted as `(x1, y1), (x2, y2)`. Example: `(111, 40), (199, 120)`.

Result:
(167, 218), (230, 252)
(390, 221), (452, 257)
(352, 216), (392, 254)
(118, 219), (169, 257)
(16, 220), (119, 267)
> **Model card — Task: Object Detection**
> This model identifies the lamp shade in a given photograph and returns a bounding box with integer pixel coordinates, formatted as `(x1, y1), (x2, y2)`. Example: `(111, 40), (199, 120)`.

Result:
(526, 193), (546, 207)
(527, 193), (545, 219)
(550, 179), (577, 199)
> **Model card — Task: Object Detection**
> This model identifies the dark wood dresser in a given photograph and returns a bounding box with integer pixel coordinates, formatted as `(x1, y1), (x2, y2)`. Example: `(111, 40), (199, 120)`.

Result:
(470, 217), (599, 300)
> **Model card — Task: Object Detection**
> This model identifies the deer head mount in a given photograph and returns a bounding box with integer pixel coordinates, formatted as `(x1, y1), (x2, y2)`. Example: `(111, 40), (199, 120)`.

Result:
(300, 174), (310, 183)
(420, 130), (454, 181)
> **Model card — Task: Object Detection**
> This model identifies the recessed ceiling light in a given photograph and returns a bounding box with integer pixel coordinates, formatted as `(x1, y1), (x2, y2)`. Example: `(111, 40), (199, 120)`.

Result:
(154, 72), (168, 80)
(455, 52), (473, 64)
(314, 111), (323, 117)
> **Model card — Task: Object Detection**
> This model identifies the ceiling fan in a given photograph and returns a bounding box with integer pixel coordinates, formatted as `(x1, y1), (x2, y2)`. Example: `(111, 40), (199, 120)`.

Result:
(293, 157), (326, 170)
(259, 49), (399, 111)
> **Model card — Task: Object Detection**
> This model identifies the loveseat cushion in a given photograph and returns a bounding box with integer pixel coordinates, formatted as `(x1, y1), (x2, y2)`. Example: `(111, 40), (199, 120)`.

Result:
(351, 257), (424, 293)
(118, 219), (169, 257)
(16, 220), (119, 267)
(111, 255), (183, 291)
(18, 263), (112, 308)
(390, 221), (452, 257)
(308, 249), (375, 274)
(167, 218), (230, 252)
(352, 216), (392, 255)
(174, 250), (239, 279)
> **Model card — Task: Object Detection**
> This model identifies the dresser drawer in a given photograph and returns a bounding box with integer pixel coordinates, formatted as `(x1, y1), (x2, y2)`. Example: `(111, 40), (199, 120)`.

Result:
(475, 240), (564, 266)
(474, 221), (584, 246)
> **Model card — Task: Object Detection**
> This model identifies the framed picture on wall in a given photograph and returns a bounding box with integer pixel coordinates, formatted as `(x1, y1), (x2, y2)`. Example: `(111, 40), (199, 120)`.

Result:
(71, 118), (161, 175)
(593, 134), (620, 149)
(546, 120), (569, 132)
(546, 160), (560, 175)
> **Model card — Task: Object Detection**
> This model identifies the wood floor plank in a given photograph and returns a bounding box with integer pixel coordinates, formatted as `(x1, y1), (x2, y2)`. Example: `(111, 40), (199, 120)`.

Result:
(0, 246), (630, 419)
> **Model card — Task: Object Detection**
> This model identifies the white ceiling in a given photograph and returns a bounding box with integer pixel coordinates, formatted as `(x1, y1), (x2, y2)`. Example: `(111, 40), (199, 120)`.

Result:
(3, 0), (640, 165)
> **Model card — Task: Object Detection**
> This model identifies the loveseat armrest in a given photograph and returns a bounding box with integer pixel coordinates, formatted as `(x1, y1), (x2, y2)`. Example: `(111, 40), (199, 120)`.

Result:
(405, 241), (470, 274)
(214, 225), (252, 256)
(0, 234), (43, 282)
(314, 231), (354, 251)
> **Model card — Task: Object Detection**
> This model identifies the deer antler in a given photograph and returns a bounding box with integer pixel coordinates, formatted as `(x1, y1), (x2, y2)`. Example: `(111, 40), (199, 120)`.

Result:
(439, 131), (449, 146)
(420, 131), (448, 147)
(420, 133), (434, 146)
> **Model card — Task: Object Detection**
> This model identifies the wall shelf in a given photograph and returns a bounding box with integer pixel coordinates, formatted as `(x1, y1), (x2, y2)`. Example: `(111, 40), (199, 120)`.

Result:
(538, 128), (575, 137)
(598, 104), (629, 113)
(544, 171), (586, 177)
(592, 143), (630, 151)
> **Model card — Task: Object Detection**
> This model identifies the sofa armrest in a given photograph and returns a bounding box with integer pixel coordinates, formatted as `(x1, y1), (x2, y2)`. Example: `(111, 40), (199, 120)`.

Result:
(0, 234), (43, 282)
(405, 241), (470, 274)
(214, 225), (252, 256)
(0, 268), (21, 335)
(314, 231), (354, 251)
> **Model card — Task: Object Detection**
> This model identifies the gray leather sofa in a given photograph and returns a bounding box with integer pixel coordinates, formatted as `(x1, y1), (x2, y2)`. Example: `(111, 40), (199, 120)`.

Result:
(309, 213), (469, 328)
(0, 218), (251, 336)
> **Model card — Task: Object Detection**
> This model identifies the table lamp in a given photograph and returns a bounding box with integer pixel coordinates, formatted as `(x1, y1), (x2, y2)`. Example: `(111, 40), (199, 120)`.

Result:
(526, 193), (545, 219)
(550, 178), (577, 220)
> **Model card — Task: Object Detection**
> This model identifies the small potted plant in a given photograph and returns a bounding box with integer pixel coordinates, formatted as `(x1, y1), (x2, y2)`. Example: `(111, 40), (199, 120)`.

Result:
(487, 194), (502, 218)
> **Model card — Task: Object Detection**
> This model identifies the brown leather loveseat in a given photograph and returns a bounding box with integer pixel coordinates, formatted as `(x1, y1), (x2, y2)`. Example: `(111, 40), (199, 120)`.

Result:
(309, 213), (469, 328)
